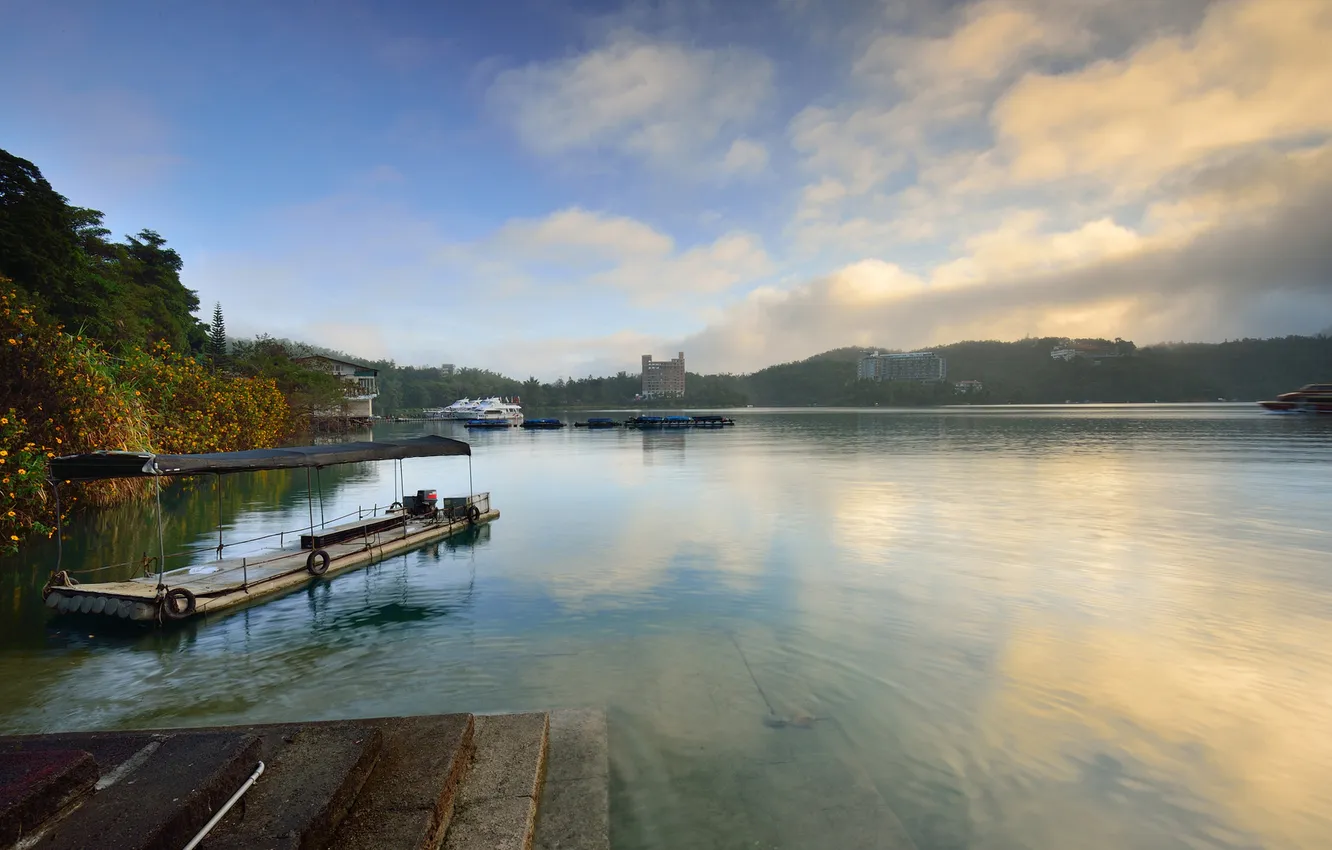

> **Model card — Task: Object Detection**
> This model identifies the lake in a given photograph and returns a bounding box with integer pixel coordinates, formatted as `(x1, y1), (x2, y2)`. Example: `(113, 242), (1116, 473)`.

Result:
(2, 405), (1330, 849)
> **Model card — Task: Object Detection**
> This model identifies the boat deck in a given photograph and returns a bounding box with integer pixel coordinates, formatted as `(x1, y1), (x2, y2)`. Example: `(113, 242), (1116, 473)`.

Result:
(45, 497), (497, 625)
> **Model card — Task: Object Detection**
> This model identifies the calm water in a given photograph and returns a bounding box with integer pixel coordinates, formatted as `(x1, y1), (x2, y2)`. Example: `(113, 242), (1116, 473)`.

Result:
(2, 406), (1331, 849)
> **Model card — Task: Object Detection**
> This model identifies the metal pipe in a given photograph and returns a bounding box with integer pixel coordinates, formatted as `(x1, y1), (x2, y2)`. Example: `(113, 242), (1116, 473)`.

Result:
(181, 761), (265, 850)
(468, 456), (473, 499)
(154, 474), (167, 589)
(316, 467), (325, 528)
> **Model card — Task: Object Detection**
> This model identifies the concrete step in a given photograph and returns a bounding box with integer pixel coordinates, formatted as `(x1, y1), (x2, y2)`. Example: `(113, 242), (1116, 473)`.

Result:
(0, 749), (98, 846)
(328, 714), (474, 850)
(535, 709), (610, 850)
(443, 713), (549, 850)
(200, 723), (383, 850)
(33, 731), (262, 850)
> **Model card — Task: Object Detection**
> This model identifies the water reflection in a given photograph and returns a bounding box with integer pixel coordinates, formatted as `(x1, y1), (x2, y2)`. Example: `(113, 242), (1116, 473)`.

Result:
(1, 407), (1331, 848)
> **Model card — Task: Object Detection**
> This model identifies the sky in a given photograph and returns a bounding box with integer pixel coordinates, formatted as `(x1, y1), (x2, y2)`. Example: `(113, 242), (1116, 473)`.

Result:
(3, 0), (1331, 378)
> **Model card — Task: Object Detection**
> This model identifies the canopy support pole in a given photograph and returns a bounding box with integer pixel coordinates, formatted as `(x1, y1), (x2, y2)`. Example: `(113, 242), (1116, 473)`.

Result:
(316, 467), (325, 528)
(51, 480), (63, 573)
(216, 473), (224, 559)
(154, 474), (167, 590)
(306, 468), (315, 539)
(468, 456), (473, 499)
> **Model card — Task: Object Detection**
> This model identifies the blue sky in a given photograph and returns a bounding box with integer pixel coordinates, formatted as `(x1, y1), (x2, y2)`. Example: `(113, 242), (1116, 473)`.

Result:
(4, 0), (1331, 378)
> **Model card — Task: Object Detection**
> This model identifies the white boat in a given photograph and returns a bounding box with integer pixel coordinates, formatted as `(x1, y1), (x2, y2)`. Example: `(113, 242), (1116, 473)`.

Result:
(468, 397), (523, 425)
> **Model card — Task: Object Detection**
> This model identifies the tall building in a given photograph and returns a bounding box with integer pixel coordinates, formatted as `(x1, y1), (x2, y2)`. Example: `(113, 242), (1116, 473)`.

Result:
(857, 351), (947, 383)
(641, 351), (686, 398)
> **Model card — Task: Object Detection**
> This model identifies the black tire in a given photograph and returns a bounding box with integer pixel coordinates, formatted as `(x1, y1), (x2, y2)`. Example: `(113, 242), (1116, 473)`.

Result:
(466, 505), (481, 525)
(163, 588), (196, 620)
(307, 549), (331, 576)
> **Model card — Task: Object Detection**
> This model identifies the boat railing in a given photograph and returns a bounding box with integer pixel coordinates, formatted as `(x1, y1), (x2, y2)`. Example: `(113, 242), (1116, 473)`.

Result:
(53, 500), (447, 580)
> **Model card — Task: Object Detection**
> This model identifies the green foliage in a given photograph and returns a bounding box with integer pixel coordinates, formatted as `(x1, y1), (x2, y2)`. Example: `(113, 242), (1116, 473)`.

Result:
(228, 336), (352, 425)
(0, 148), (205, 352)
(208, 302), (227, 367)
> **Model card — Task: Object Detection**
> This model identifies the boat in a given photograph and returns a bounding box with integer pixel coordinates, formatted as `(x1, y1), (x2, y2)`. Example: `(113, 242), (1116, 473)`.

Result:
(40, 436), (496, 625)
(624, 415), (664, 429)
(1258, 383), (1332, 414)
(464, 419), (513, 429)
(574, 418), (620, 429)
(662, 416), (693, 429)
(468, 397), (523, 425)
(690, 415), (736, 428)
(520, 418), (565, 429)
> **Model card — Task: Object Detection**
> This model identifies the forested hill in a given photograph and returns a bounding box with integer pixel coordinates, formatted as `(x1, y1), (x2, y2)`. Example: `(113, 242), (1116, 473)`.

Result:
(330, 335), (1332, 413)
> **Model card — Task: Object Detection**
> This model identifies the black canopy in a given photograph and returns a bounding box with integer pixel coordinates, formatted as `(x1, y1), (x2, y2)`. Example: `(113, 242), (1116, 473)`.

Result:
(51, 435), (471, 482)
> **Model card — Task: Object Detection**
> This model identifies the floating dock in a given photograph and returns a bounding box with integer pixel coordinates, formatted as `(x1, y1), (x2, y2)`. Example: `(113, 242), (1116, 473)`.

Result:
(44, 498), (496, 625)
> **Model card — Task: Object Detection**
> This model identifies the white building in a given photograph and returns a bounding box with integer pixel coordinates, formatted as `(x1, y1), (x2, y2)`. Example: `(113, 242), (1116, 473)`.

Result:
(642, 351), (686, 398)
(857, 351), (947, 383)
(294, 355), (379, 418)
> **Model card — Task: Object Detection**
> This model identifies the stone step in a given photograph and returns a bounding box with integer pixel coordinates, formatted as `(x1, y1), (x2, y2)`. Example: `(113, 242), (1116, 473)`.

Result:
(443, 713), (549, 850)
(200, 723), (383, 850)
(328, 713), (474, 850)
(33, 731), (262, 850)
(535, 709), (610, 850)
(0, 749), (98, 846)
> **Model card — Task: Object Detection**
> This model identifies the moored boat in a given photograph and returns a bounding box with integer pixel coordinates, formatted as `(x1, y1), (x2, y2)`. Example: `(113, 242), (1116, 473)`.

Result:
(625, 415), (665, 429)
(1258, 383), (1332, 414)
(520, 418), (565, 429)
(574, 418), (620, 428)
(40, 436), (497, 626)
(690, 415), (736, 428)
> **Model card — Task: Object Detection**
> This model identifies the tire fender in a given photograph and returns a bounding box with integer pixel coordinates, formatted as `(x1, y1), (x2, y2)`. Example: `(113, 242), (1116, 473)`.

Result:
(163, 587), (196, 620)
(307, 549), (331, 576)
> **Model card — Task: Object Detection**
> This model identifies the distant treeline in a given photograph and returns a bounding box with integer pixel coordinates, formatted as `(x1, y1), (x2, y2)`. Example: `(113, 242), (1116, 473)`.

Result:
(310, 334), (1331, 414)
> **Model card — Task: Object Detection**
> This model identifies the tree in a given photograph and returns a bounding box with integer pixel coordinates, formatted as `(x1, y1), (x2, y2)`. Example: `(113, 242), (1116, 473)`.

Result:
(208, 302), (228, 368)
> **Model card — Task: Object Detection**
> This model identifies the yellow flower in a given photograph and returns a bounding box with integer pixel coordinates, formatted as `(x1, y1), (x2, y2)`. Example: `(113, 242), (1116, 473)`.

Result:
(16, 469), (24, 475)
(9, 535), (17, 541)
(6, 511), (12, 517)
(0, 418), (6, 425)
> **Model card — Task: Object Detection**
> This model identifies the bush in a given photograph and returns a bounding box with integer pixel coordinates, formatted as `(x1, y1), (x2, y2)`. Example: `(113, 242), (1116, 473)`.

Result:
(0, 285), (291, 553)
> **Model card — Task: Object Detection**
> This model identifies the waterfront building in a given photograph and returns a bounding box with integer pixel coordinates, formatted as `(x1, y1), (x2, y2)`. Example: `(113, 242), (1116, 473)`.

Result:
(954, 379), (984, 393)
(294, 355), (379, 417)
(857, 351), (947, 383)
(642, 351), (686, 398)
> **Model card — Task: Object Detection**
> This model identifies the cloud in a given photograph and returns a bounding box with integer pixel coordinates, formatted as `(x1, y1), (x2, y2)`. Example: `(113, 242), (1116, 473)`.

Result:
(721, 138), (769, 176)
(481, 207), (774, 300)
(681, 143), (1332, 372)
(855, 1), (1087, 90)
(995, 0), (1332, 186)
(487, 32), (773, 172)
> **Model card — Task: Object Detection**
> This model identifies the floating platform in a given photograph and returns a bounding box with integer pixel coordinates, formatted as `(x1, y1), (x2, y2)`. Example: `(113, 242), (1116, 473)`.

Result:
(43, 495), (497, 625)
(463, 419), (516, 429)
(574, 418), (620, 429)
(520, 418), (566, 429)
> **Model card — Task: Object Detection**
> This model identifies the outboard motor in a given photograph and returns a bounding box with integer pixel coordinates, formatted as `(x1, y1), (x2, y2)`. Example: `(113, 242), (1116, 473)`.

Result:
(401, 488), (438, 517)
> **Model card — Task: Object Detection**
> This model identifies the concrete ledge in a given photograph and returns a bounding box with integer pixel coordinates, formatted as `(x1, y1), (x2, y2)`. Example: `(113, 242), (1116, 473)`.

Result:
(445, 713), (549, 850)
(535, 709), (609, 850)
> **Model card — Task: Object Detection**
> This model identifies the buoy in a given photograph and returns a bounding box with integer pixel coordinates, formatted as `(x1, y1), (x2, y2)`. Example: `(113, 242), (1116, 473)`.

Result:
(78, 596), (95, 614)
(56, 594), (73, 613)
(45, 593), (61, 609)
(90, 597), (107, 615)
(132, 603), (155, 621)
